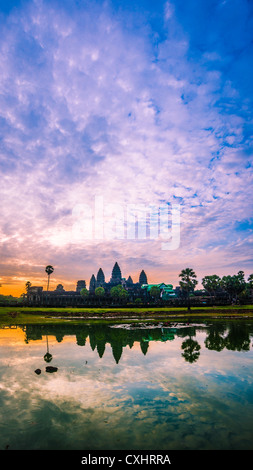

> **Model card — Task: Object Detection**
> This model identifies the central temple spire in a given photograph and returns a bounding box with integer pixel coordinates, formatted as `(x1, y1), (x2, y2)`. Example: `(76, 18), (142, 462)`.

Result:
(110, 262), (122, 284)
(139, 270), (148, 285)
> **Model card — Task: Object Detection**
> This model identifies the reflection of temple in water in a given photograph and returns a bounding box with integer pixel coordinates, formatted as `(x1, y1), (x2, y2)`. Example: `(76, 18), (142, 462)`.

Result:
(18, 321), (253, 364)
(22, 323), (194, 363)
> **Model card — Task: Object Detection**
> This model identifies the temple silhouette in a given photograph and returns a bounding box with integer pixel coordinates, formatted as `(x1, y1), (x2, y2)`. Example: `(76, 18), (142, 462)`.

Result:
(88, 262), (148, 293)
(26, 262), (156, 306)
(18, 321), (252, 365)
(23, 322), (198, 364)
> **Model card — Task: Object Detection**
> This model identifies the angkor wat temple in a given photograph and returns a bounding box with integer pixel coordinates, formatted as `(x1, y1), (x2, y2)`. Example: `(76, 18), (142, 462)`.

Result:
(89, 262), (147, 293)
(23, 322), (199, 364)
(26, 262), (148, 307)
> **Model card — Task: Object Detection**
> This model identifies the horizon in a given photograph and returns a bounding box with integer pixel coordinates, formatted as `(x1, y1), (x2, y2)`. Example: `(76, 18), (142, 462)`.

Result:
(1, 261), (251, 298)
(0, 0), (252, 298)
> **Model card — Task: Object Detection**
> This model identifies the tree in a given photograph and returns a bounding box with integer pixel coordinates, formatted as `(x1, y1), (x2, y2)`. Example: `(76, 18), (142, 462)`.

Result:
(110, 284), (128, 304)
(95, 287), (105, 297)
(118, 288), (129, 303)
(235, 271), (246, 301)
(45, 265), (54, 291)
(55, 284), (64, 292)
(244, 274), (253, 303)
(95, 287), (105, 305)
(80, 287), (89, 301)
(248, 274), (253, 288)
(149, 286), (160, 301)
(220, 275), (234, 301)
(221, 271), (246, 303)
(179, 268), (198, 311)
(202, 275), (221, 302)
(25, 281), (32, 292)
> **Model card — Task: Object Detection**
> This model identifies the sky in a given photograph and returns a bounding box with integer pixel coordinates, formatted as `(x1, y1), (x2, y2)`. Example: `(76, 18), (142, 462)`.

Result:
(0, 0), (253, 296)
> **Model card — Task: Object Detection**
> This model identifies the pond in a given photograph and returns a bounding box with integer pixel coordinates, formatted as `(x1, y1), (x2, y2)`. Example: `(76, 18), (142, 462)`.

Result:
(0, 319), (253, 450)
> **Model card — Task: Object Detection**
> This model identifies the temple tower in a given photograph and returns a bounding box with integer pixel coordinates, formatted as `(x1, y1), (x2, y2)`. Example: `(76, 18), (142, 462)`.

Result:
(96, 268), (105, 286)
(110, 262), (122, 284)
(89, 274), (96, 293)
(76, 280), (86, 293)
(139, 270), (148, 285)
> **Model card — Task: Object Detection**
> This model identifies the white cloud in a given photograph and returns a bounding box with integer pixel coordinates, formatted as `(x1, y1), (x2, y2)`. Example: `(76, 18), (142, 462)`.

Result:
(0, 0), (252, 291)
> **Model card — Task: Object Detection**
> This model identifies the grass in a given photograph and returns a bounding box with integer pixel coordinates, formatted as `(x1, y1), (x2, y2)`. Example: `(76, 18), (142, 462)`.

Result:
(0, 304), (253, 326)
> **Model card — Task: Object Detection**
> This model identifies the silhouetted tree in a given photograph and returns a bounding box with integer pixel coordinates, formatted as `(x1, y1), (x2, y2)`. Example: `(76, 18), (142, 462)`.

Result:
(248, 274), (253, 288)
(224, 323), (250, 351)
(181, 338), (201, 363)
(202, 275), (221, 298)
(204, 324), (226, 351)
(95, 287), (105, 297)
(221, 271), (246, 302)
(110, 284), (128, 304)
(179, 268), (198, 311)
(149, 286), (160, 302)
(45, 265), (54, 291)
(80, 287), (89, 299)
(25, 281), (32, 292)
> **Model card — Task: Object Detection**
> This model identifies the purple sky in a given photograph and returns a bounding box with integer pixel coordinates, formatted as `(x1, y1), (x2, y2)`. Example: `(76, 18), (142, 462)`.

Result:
(0, 0), (252, 295)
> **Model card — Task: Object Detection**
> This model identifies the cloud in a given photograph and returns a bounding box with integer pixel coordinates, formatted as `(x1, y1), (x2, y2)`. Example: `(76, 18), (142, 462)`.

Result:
(0, 0), (252, 293)
(0, 324), (253, 449)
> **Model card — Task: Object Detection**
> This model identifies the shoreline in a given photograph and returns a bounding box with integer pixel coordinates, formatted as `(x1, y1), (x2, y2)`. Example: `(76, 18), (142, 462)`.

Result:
(0, 305), (253, 325)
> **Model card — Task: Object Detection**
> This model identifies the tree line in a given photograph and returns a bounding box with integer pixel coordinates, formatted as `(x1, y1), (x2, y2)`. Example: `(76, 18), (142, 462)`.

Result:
(24, 321), (253, 365)
(75, 267), (253, 308)
(17, 265), (253, 308)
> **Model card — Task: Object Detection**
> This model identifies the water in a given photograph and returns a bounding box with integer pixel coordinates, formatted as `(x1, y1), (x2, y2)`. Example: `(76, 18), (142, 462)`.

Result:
(0, 320), (253, 450)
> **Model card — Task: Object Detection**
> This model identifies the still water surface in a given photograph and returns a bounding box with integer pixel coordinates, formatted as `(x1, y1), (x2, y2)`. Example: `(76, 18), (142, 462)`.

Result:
(0, 319), (253, 450)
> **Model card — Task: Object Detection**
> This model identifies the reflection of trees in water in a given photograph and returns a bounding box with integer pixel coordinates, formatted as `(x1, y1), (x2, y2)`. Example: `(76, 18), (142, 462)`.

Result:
(181, 338), (201, 363)
(22, 321), (253, 364)
(224, 323), (251, 351)
(44, 335), (52, 363)
(204, 323), (226, 351)
(204, 322), (251, 352)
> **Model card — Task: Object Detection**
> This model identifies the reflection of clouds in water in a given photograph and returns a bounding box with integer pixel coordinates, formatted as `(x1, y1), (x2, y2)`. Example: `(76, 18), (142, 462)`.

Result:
(0, 327), (253, 449)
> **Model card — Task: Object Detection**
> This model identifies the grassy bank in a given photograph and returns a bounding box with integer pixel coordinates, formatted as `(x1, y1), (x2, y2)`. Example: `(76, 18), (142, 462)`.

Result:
(0, 305), (253, 326)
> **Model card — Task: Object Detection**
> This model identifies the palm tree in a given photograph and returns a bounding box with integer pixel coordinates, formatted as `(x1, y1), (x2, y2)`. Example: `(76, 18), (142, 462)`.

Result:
(202, 275), (221, 298)
(248, 274), (253, 288)
(181, 338), (201, 363)
(179, 267), (198, 311)
(44, 335), (52, 363)
(45, 265), (54, 291)
(25, 281), (32, 292)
